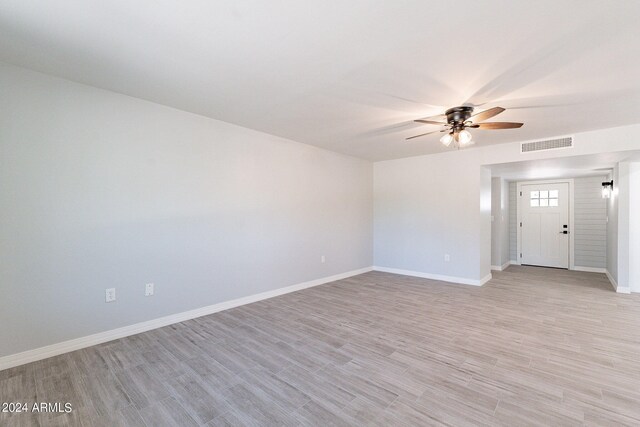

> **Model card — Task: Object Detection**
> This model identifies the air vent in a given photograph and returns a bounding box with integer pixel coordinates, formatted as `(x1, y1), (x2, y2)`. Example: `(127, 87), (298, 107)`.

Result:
(521, 136), (573, 153)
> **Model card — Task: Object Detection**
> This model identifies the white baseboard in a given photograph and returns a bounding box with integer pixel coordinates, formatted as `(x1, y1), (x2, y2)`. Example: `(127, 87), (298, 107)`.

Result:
(491, 261), (511, 271)
(605, 269), (630, 293)
(373, 266), (491, 287)
(510, 260), (520, 265)
(0, 266), (373, 371)
(478, 273), (493, 286)
(573, 266), (606, 273)
(605, 269), (617, 291)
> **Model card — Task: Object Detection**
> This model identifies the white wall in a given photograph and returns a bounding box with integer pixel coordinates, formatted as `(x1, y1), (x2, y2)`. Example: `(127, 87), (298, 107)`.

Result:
(0, 64), (373, 358)
(509, 182), (517, 262)
(480, 167), (492, 277)
(491, 178), (510, 268)
(607, 167), (619, 285)
(629, 163), (640, 292)
(501, 179), (510, 267)
(617, 162), (631, 291)
(491, 178), (502, 267)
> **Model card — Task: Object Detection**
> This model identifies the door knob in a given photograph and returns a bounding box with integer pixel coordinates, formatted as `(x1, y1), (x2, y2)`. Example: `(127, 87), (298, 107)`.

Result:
(559, 231), (568, 234)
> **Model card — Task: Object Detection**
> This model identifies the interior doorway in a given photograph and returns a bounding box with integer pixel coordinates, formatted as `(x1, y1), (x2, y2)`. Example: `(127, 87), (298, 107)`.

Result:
(487, 151), (640, 292)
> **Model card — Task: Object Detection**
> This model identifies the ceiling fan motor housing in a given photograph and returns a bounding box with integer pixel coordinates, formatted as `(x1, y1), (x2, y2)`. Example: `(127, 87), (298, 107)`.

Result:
(445, 106), (474, 126)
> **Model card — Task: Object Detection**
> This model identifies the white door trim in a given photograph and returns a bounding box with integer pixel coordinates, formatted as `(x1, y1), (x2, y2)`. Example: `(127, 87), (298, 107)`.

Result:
(516, 179), (575, 270)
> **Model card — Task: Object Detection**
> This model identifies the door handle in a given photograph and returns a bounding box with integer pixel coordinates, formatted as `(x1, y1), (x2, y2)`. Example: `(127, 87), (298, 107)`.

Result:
(559, 231), (569, 234)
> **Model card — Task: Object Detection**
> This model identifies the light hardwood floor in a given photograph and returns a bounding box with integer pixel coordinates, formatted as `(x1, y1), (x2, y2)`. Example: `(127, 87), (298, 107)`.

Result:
(2, 266), (640, 426)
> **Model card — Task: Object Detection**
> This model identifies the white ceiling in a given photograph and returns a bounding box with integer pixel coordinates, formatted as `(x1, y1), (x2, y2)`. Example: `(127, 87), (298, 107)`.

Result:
(2, 1), (640, 161)
(489, 150), (640, 181)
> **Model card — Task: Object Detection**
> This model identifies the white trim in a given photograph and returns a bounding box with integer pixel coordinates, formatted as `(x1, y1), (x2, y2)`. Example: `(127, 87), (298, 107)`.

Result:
(478, 273), (493, 286)
(516, 179), (575, 269)
(491, 260), (511, 271)
(606, 269), (617, 290)
(510, 259), (520, 266)
(573, 266), (607, 273)
(373, 266), (491, 286)
(0, 267), (372, 371)
(605, 269), (629, 293)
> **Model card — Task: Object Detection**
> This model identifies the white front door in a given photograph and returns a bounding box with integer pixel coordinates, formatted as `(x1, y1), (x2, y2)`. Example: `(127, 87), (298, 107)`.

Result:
(520, 183), (569, 268)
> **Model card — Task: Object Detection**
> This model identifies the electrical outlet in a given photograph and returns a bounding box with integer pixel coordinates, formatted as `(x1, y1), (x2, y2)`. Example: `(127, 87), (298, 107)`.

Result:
(145, 283), (154, 296)
(105, 288), (116, 303)
(321, 255), (326, 263)
(444, 254), (450, 262)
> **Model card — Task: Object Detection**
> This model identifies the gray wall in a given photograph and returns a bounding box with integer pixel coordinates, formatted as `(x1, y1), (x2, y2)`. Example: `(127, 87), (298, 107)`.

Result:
(0, 64), (373, 357)
(373, 151), (488, 282)
(573, 176), (607, 269)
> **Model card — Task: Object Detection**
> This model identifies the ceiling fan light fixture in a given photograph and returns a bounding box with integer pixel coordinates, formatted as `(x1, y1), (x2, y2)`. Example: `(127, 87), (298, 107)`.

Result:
(458, 129), (473, 145)
(407, 105), (522, 148)
(440, 132), (453, 147)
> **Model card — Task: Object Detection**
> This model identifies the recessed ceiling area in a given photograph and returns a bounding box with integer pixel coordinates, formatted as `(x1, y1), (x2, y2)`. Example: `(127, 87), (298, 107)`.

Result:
(1, 1), (640, 160)
(488, 150), (640, 181)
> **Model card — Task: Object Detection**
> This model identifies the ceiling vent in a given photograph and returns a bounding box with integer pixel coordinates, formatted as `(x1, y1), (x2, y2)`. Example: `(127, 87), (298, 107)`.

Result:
(521, 136), (573, 153)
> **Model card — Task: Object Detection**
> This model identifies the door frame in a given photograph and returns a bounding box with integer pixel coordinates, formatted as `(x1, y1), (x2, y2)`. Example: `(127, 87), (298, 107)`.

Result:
(516, 179), (575, 270)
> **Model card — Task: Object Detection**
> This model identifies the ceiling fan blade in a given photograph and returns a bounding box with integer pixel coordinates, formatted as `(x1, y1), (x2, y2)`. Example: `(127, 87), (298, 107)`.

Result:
(473, 122), (523, 129)
(470, 106), (505, 122)
(414, 119), (447, 125)
(405, 130), (444, 140)
(419, 113), (447, 121)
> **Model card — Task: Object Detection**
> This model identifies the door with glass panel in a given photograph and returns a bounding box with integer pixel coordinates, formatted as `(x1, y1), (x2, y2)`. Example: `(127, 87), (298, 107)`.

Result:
(520, 183), (569, 268)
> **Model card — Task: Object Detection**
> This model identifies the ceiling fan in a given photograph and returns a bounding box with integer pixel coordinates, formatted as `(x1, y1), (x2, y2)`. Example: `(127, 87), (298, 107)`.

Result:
(407, 106), (523, 148)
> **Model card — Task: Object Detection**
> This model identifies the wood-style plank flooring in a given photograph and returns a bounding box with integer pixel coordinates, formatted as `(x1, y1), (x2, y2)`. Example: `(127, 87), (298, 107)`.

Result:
(2, 266), (640, 426)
